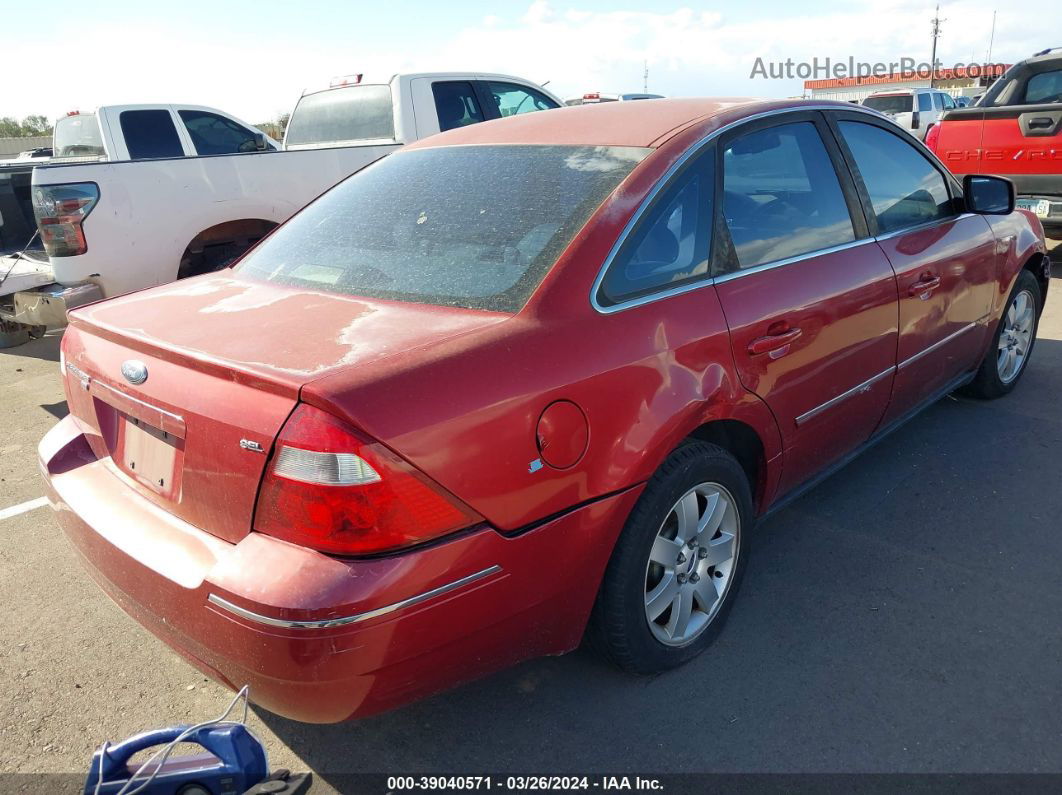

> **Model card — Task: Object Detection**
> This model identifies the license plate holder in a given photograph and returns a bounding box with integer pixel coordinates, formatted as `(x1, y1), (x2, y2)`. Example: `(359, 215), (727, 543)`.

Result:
(116, 414), (182, 498)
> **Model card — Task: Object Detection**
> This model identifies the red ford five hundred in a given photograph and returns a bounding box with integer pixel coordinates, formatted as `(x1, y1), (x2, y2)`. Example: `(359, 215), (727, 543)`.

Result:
(41, 99), (1048, 722)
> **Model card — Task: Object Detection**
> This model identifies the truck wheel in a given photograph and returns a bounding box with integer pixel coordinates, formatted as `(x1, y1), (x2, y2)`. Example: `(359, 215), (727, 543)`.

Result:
(965, 269), (1041, 399)
(587, 441), (753, 674)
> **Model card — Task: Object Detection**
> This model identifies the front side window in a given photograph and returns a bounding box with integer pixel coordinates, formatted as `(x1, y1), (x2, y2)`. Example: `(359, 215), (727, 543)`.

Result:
(722, 122), (855, 269)
(600, 159), (711, 304)
(119, 110), (184, 159)
(285, 85), (395, 146)
(179, 110), (262, 155)
(1023, 70), (1062, 104)
(432, 82), (486, 132)
(485, 82), (560, 118)
(838, 120), (953, 233)
(941, 93), (956, 109)
(238, 145), (649, 312)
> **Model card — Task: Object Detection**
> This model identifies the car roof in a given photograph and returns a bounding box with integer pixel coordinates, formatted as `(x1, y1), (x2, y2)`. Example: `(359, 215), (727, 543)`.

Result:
(404, 97), (850, 150)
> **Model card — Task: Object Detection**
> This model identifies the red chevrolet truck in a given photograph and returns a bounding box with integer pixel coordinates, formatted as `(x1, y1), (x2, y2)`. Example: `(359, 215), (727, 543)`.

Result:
(927, 48), (1062, 239)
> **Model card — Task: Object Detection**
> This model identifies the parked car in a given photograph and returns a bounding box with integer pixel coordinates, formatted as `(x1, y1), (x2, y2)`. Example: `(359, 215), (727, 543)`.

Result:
(861, 88), (956, 139)
(41, 98), (1047, 723)
(925, 48), (1062, 239)
(564, 92), (665, 105)
(0, 74), (562, 336)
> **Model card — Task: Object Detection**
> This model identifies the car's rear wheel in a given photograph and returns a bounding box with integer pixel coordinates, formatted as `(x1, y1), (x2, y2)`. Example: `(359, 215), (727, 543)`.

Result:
(588, 441), (752, 673)
(965, 269), (1041, 399)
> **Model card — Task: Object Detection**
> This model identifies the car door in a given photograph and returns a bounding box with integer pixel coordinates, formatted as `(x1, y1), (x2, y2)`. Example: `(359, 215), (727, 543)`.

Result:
(712, 112), (899, 496)
(828, 111), (1000, 426)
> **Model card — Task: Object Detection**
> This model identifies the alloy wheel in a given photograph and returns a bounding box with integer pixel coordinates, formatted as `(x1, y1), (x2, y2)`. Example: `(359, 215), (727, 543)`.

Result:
(643, 482), (740, 646)
(997, 289), (1035, 384)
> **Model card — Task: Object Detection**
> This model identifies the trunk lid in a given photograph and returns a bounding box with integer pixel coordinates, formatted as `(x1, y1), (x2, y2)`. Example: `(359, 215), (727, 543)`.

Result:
(62, 274), (507, 544)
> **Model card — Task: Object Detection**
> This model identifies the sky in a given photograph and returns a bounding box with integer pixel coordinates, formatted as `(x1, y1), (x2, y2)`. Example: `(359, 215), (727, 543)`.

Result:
(1, 0), (1058, 125)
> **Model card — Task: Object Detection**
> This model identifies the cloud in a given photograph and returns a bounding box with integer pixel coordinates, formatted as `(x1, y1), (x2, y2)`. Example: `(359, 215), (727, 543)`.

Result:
(0, 2), (1051, 123)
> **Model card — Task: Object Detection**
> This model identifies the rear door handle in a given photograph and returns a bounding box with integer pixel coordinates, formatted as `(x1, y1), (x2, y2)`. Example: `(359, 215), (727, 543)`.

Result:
(1029, 116), (1054, 129)
(909, 275), (941, 296)
(747, 327), (802, 355)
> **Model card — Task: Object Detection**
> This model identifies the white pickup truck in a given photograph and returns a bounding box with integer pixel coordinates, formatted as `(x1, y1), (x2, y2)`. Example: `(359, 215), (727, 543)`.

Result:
(0, 72), (561, 341)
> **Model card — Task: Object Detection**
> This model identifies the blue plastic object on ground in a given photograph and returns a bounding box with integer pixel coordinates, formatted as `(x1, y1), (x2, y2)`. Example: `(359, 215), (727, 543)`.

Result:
(83, 722), (268, 795)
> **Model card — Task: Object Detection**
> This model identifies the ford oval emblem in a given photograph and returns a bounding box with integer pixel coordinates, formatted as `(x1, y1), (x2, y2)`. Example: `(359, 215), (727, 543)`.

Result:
(121, 360), (148, 385)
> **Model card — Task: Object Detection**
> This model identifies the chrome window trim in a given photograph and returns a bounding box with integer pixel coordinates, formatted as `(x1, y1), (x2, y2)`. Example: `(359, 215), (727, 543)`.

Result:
(794, 366), (896, 426)
(589, 104), (892, 316)
(897, 321), (979, 371)
(207, 565), (502, 630)
(872, 212), (976, 242)
(713, 238), (875, 285)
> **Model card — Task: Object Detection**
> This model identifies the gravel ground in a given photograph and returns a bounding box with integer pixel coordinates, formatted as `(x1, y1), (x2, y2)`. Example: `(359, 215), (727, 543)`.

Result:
(1, 246), (1060, 792)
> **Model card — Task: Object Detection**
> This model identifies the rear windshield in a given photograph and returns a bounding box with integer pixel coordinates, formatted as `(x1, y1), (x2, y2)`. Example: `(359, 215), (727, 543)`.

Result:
(53, 114), (105, 159)
(863, 95), (914, 114)
(237, 144), (649, 312)
(285, 85), (395, 146)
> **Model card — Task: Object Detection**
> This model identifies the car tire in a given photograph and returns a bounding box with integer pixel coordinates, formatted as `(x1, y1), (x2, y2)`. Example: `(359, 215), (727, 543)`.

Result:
(587, 440), (753, 674)
(964, 269), (1041, 399)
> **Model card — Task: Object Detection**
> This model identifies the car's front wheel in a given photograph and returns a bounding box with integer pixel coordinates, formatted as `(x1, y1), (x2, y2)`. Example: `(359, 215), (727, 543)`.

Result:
(588, 441), (752, 674)
(965, 269), (1042, 399)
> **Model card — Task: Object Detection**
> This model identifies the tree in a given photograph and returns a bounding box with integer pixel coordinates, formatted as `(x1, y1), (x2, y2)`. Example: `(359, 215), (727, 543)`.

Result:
(0, 115), (53, 138)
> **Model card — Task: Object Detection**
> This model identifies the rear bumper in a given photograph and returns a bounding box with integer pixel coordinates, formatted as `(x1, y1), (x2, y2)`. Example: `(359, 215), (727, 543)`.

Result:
(12, 281), (102, 326)
(39, 414), (642, 723)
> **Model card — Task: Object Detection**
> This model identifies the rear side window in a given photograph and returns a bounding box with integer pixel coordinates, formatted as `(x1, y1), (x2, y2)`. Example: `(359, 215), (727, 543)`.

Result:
(863, 95), (913, 114)
(1023, 70), (1062, 104)
(600, 158), (712, 303)
(432, 82), (486, 132)
(838, 120), (953, 233)
(484, 82), (560, 117)
(119, 110), (184, 159)
(53, 114), (105, 159)
(237, 145), (649, 312)
(722, 122), (855, 269)
(179, 110), (262, 155)
(285, 85), (395, 146)
(918, 93), (933, 111)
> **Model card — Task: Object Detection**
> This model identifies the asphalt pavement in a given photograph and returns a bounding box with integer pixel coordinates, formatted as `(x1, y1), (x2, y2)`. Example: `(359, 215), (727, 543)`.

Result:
(1, 249), (1060, 791)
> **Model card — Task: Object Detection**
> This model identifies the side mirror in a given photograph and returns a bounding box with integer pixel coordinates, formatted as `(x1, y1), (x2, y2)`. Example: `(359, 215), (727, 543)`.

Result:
(254, 132), (269, 151)
(963, 174), (1015, 215)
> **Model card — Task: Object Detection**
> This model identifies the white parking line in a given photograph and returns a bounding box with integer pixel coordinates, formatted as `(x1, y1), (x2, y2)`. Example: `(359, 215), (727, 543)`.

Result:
(0, 496), (49, 521)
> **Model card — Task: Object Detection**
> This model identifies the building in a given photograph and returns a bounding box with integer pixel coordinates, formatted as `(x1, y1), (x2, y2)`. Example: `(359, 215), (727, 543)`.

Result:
(804, 64), (1010, 103)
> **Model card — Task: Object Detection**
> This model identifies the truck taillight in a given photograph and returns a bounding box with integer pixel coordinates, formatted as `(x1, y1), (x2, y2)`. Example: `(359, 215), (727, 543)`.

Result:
(924, 122), (941, 153)
(911, 111), (920, 130)
(33, 183), (99, 257)
(253, 404), (483, 556)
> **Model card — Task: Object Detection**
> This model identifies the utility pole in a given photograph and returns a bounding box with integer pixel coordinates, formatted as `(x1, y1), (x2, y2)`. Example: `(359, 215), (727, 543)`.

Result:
(930, 4), (945, 86)
(643, 60), (649, 94)
(985, 10), (997, 62)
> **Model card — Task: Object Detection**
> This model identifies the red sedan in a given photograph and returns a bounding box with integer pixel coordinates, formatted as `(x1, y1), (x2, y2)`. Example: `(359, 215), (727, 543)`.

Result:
(41, 98), (1048, 722)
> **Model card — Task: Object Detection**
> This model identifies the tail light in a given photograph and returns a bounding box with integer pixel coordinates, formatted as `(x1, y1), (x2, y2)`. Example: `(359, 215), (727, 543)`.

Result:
(253, 404), (483, 556)
(911, 111), (921, 130)
(33, 183), (99, 257)
(924, 122), (942, 153)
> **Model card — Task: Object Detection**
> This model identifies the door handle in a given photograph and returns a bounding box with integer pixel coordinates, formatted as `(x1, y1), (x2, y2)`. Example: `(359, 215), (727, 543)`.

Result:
(747, 327), (802, 355)
(1029, 116), (1054, 129)
(909, 275), (941, 296)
